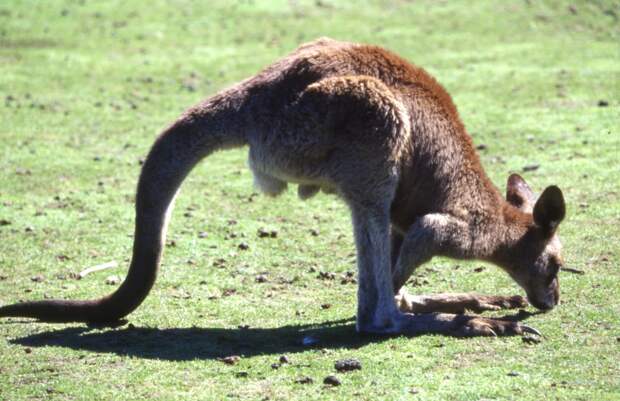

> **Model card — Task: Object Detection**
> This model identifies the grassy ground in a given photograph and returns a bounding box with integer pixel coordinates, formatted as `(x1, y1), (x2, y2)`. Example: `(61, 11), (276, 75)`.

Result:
(0, 0), (618, 400)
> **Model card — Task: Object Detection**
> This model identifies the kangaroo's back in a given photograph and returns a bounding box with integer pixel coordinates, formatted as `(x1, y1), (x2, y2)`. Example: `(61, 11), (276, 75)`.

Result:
(247, 38), (464, 124)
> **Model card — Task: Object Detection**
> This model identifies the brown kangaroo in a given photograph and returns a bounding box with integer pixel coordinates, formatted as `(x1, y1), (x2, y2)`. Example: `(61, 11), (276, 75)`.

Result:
(0, 38), (566, 336)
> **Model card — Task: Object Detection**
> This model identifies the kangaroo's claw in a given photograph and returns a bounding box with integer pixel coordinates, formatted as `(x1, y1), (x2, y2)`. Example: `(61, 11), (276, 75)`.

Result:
(520, 325), (542, 336)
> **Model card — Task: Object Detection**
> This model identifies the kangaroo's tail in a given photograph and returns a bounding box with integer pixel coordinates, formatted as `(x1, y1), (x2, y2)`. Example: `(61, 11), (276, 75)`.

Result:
(0, 84), (250, 323)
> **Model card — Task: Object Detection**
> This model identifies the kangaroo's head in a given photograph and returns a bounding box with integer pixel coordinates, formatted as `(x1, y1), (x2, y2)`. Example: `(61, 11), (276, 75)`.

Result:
(500, 174), (566, 311)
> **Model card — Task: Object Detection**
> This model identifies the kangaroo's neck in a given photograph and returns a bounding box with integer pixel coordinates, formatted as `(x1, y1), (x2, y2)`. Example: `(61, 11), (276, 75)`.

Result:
(393, 111), (501, 226)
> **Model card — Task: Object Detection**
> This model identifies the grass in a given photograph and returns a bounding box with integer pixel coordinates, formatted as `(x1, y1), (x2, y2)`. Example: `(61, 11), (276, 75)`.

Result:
(0, 0), (618, 400)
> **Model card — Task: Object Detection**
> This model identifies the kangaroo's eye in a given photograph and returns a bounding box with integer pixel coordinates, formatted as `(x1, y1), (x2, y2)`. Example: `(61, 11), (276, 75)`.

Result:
(550, 261), (560, 276)
(545, 258), (560, 285)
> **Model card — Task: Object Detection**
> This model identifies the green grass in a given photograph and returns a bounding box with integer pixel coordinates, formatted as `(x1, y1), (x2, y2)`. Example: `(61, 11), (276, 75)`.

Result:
(0, 0), (618, 400)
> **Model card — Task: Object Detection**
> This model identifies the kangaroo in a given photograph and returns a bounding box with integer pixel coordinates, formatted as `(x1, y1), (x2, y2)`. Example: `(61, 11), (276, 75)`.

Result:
(0, 38), (566, 336)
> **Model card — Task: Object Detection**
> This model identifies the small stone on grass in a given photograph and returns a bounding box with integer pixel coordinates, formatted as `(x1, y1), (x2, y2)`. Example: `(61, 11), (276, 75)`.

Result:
(323, 375), (341, 386)
(335, 358), (362, 372)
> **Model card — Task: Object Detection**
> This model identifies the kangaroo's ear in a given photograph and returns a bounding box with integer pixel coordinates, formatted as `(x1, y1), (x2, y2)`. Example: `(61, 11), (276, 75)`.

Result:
(533, 186), (565, 236)
(506, 174), (535, 212)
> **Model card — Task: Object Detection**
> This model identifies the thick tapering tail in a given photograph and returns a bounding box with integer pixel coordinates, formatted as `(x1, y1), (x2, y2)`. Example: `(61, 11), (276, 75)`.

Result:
(0, 90), (248, 323)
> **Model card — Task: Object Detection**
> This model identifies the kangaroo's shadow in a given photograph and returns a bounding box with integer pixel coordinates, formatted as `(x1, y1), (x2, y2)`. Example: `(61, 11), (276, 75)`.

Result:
(9, 311), (538, 361)
(9, 317), (371, 361)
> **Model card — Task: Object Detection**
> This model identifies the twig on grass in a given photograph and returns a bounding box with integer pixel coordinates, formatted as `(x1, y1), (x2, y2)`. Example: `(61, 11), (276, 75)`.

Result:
(78, 261), (119, 279)
(561, 266), (585, 275)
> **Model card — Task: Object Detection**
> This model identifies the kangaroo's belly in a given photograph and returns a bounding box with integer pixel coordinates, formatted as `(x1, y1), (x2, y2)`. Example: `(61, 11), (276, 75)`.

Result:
(247, 143), (337, 199)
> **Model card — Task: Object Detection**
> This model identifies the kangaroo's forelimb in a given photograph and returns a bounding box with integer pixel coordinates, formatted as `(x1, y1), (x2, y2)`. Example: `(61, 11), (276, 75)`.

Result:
(391, 214), (469, 292)
(395, 291), (528, 314)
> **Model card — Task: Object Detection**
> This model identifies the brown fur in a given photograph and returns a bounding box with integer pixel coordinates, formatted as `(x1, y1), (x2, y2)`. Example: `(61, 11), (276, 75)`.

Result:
(0, 38), (566, 336)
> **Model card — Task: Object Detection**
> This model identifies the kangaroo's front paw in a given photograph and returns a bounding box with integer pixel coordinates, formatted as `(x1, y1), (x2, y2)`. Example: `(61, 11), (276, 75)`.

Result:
(451, 315), (541, 337)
